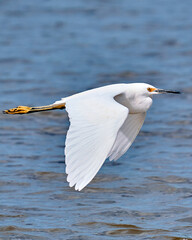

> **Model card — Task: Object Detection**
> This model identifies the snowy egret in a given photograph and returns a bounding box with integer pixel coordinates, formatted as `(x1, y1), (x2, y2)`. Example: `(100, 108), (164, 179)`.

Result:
(3, 83), (180, 190)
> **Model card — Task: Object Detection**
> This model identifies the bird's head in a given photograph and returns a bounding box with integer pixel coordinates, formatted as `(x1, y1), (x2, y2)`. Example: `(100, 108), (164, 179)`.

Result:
(127, 83), (180, 113)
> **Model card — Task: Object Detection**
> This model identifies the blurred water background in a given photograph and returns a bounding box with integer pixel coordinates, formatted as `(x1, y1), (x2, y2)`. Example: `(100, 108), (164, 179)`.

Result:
(0, 0), (192, 239)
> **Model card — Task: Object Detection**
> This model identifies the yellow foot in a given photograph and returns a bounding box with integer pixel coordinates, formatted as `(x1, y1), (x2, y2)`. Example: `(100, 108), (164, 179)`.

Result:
(3, 106), (32, 114)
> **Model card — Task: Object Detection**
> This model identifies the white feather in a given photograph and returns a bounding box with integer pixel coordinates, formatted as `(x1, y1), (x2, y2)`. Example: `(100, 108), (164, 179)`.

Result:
(63, 87), (129, 191)
(108, 113), (146, 161)
(53, 83), (155, 190)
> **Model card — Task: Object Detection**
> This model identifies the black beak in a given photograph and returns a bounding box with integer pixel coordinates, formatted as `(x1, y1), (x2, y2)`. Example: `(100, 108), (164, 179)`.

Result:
(155, 89), (181, 94)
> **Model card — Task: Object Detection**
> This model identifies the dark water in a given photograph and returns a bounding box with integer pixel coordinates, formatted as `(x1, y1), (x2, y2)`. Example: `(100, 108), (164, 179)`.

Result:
(0, 0), (192, 239)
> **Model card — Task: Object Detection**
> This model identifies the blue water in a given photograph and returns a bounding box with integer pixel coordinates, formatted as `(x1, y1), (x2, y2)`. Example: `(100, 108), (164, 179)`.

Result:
(0, 0), (192, 239)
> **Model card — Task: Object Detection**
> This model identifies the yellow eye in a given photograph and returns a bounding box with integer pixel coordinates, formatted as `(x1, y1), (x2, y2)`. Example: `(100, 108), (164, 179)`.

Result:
(147, 87), (156, 92)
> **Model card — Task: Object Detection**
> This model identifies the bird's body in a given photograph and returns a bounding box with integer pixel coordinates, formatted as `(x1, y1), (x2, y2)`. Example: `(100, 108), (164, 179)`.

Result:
(3, 83), (180, 191)
(56, 83), (153, 114)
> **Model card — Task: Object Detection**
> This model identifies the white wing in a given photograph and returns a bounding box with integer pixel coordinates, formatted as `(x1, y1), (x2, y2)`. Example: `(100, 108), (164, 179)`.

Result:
(64, 94), (128, 191)
(108, 113), (146, 161)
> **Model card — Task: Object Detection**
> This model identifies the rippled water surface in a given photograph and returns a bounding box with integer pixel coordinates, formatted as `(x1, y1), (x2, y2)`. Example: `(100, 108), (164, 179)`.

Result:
(1, 0), (192, 239)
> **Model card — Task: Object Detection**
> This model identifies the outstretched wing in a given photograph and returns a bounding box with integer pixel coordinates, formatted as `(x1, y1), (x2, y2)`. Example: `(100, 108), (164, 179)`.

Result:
(108, 113), (146, 161)
(65, 94), (128, 191)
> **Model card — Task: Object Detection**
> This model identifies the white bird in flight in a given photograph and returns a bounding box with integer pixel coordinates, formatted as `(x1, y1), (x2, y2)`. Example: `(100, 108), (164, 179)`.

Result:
(4, 83), (180, 191)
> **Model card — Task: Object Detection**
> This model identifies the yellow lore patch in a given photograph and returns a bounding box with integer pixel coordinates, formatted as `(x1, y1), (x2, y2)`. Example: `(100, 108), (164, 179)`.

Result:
(147, 87), (157, 93)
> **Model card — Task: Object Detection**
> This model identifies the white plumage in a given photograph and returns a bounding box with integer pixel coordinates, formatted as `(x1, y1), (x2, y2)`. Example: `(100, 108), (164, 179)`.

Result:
(5, 82), (180, 191)
(108, 112), (146, 161)
(54, 83), (157, 191)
